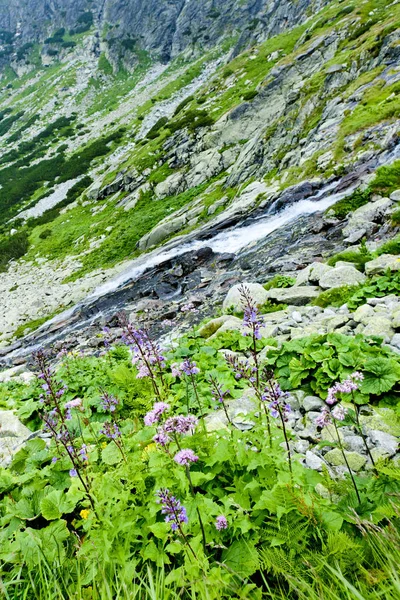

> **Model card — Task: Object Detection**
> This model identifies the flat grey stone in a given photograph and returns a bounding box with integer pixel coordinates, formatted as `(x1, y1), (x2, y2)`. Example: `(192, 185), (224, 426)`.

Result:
(319, 266), (366, 290)
(303, 395), (325, 412)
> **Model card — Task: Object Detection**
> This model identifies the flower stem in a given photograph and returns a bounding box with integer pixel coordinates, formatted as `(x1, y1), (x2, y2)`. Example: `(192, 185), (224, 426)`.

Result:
(278, 405), (293, 482)
(185, 465), (207, 554)
(333, 419), (361, 504)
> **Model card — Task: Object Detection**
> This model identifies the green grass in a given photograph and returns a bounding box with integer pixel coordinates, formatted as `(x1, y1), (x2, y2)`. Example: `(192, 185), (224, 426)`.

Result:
(339, 80), (400, 139)
(13, 309), (65, 339)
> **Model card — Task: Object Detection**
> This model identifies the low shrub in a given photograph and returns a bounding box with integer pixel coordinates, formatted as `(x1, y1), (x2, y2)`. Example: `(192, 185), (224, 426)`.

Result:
(264, 275), (296, 290)
(329, 187), (371, 219)
(0, 230), (29, 271)
(242, 90), (258, 101)
(347, 270), (400, 310)
(327, 243), (373, 271)
(39, 228), (52, 239)
(173, 96), (194, 116)
(146, 117), (169, 139)
(313, 285), (360, 308)
(391, 208), (400, 226)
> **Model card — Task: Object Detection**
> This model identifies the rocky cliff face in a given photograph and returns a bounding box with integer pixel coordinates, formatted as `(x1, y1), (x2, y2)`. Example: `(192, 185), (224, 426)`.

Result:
(0, 0), (327, 67)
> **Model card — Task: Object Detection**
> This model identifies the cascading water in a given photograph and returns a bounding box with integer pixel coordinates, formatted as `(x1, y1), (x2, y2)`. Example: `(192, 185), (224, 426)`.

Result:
(3, 141), (400, 360)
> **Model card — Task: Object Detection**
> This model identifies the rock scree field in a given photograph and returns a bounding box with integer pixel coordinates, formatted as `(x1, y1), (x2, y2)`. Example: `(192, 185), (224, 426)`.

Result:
(1, 0), (400, 598)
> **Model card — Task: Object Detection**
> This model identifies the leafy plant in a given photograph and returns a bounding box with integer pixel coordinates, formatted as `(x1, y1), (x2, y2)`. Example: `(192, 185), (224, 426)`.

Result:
(264, 275), (296, 290)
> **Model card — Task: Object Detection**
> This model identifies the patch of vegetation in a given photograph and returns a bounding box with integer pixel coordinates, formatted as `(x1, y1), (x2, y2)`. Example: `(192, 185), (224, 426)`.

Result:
(0, 111), (24, 137)
(313, 285), (360, 308)
(98, 53), (113, 75)
(338, 80), (400, 141)
(371, 160), (400, 195)
(347, 270), (400, 310)
(329, 187), (372, 219)
(1, 316), (400, 598)
(0, 130), (122, 225)
(0, 231), (30, 272)
(0, 115), (76, 166)
(266, 330), (400, 398)
(376, 235), (400, 256)
(173, 96), (194, 116)
(168, 109), (214, 133)
(327, 241), (373, 271)
(242, 90), (258, 101)
(264, 275), (296, 290)
(146, 117), (169, 140)
(391, 208), (400, 226)
(13, 310), (64, 339)
(260, 300), (288, 314)
(27, 176), (93, 229)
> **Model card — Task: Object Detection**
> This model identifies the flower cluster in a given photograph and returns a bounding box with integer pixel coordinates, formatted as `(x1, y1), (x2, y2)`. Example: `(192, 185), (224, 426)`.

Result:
(181, 302), (198, 314)
(101, 392), (119, 413)
(126, 328), (166, 376)
(215, 515), (228, 530)
(209, 378), (230, 404)
(171, 363), (182, 378)
(262, 377), (291, 421)
(326, 372), (364, 405)
(65, 398), (83, 420)
(34, 350), (94, 495)
(240, 285), (264, 341)
(180, 359), (200, 376)
(100, 422), (122, 439)
(225, 354), (257, 383)
(102, 326), (113, 350)
(153, 415), (198, 447)
(156, 488), (188, 531)
(174, 449), (199, 466)
(315, 407), (332, 428)
(144, 402), (170, 426)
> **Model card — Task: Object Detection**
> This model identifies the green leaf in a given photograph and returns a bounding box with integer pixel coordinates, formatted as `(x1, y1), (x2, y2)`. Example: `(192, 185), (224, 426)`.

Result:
(101, 442), (123, 465)
(289, 358), (312, 388)
(190, 472), (214, 486)
(40, 488), (77, 520)
(361, 358), (400, 395)
(147, 522), (170, 540)
(222, 540), (258, 577)
(321, 511), (343, 532)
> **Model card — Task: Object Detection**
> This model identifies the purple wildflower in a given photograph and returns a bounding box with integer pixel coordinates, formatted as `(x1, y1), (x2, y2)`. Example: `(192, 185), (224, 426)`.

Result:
(210, 379), (230, 404)
(215, 515), (228, 530)
(326, 386), (338, 405)
(181, 359), (200, 376)
(171, 363), (182, 378)
(153, 430), (171, 446)
(126, 327), (166, 377)
(101, 392), (119, 413)
(240, 285), (264, 340)
(315, 407), (332, 428)
(51, 456), (58, 464)
(225, 353), (257, 382)
(163, 415), (198, 434)
(100, 422), (122, 440)
(144, 402), (170, 426)
(79, 444), (88, 462)
(156, 488), (188, 531)
(332, 404), (348, 422)
(174, 449), (199, 466)
(69, 469), (77, 477)
(351, 371), (364, 381)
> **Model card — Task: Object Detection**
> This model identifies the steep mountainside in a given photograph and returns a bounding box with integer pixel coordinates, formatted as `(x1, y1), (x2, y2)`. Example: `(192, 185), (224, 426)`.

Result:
(0, 0), (399, 352)
(0, 0), (327, 66)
